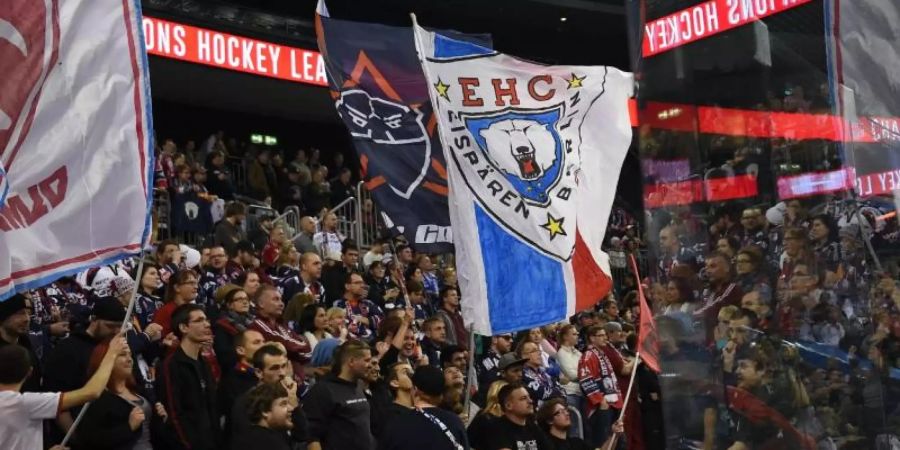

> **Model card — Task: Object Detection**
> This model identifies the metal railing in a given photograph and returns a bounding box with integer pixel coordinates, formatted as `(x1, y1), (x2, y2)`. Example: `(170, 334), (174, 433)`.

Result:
(330, 196), (358, 244)
(354, 181), (385, 248)
(152, 188), (171, 242)
(277, 205), (301, 239)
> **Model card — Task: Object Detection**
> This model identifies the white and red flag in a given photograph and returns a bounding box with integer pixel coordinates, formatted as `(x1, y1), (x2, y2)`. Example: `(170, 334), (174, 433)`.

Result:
(0, 0), (153, 300)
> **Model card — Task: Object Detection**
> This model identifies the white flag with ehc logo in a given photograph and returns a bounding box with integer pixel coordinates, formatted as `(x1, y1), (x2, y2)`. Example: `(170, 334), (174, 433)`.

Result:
(0, 0), (153, 301)
(414, 23), (633, 334)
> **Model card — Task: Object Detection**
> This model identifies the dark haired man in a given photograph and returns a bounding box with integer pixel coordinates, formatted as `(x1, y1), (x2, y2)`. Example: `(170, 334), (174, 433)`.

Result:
(0, 294), (42, 392)
(155, 304), (219, 450)
(303, 340), (374, 450)
(487, 383), (552, 450)
(214, 201), (247, 255)
(436, 287), (466, 348)
(334, 272), (384, 343)
(231, 383), (294, 450)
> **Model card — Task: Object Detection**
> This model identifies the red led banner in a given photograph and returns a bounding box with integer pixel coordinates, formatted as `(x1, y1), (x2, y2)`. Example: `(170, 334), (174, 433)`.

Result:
(642, 0), (813, 57)
(643, 174), (759, 208)
(141, 16), (327, 86)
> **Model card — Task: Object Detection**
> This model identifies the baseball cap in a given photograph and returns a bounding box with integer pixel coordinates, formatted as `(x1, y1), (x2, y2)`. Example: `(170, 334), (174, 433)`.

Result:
(412, 365), (446, 397)
(92, 296), (126, 322)
(497, 352), (527, 371)
(603, 321), (623, 333)
(0, 293), (27, 323)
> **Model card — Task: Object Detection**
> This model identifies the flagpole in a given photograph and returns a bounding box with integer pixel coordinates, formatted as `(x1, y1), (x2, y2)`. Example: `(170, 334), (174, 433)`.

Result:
(61, 252), (146, 447)
(463, 326), (476, 423)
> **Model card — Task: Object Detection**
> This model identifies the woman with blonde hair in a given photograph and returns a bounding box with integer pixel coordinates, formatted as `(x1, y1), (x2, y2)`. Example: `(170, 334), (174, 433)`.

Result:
(467, 380), (508, 450)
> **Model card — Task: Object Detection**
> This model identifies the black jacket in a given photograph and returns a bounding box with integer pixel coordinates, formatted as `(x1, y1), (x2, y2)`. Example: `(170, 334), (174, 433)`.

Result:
(219, 364), (258, 440)
(43, 329), (99, 392)
(303, 373), (374, 450)
(154, 346), (220, 450)
(230, 425), (291, 450)
(72, 391), (142, 450)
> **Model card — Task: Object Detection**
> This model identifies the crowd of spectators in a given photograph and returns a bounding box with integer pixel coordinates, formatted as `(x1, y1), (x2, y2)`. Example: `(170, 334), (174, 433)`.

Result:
(153, 132), (360, 242)
(3, 112), (899, 450)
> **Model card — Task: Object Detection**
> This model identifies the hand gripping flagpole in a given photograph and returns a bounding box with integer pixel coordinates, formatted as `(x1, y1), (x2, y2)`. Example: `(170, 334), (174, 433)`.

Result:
(602, 254), (650, 450)
(61, 251), (146, 447)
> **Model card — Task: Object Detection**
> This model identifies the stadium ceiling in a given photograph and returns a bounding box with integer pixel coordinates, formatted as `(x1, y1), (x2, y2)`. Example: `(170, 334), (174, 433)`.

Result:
(143, 0), (629, 123)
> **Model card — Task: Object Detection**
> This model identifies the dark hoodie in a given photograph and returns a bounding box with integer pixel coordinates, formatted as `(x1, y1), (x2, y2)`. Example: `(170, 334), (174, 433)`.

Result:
(303, 373), (374, 450)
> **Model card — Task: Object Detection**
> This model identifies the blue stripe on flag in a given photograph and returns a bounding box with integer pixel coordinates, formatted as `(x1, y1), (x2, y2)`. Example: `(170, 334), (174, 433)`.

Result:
(474, 204), (567, 333)
(433, 33), (493, 58)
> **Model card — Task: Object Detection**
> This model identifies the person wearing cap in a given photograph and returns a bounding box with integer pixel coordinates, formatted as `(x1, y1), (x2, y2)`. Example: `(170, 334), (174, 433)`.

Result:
(303, 339), (375, 450)
(0, 294), (43, 392)
(379, 365), (469, 450)
(485, 383), (552, 450)
(43, 296), (125, 442)
(477, 334), (513, 390)
(497, 352), (527, 385)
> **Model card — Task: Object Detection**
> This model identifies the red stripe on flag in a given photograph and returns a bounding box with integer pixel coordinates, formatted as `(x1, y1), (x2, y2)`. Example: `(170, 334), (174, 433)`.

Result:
(572, 231), (611, 313)
(630, 254), (660, 373)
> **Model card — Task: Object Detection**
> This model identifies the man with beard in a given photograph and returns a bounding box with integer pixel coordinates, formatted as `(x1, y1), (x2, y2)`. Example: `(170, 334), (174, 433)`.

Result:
(738, 207), (768, 252)
(43, 297), (124, 441)
(477, 333), (513, 389)
(314, 212), (345, 259)
(156, 304), (220, 450)
(197, 244), (231, 314)
(695, 252), (743, 344)
(0, 295), (43, 392)
(232, 383), (295, 450)
(214, 201), (247, 255)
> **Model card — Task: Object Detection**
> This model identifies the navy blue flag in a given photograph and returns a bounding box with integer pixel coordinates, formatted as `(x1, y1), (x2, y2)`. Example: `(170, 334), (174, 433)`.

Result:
(315, 1), (491, 253)
(171, 192), (212, 234)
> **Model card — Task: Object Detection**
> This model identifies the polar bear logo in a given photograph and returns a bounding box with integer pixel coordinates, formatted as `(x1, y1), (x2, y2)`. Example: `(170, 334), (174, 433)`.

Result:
(480, 119), (556, 181)
(184, 201), (199, 220)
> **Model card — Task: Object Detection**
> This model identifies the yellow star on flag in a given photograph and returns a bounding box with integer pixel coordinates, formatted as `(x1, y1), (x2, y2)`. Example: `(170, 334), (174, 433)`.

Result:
(434, 79), (451, 100)
(566, 73), (586, 89)
(540, 213), (568, 240)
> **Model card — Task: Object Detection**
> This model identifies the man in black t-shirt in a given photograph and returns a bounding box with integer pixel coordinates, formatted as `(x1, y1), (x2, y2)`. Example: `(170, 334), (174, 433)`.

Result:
(536, 398), (607, 450)
(486, 383), (553, 450)
(379, 365), (467, 450)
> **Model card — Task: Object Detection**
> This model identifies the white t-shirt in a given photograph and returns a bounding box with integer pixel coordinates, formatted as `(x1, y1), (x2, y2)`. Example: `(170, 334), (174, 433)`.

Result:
(0, 391), (61, 450)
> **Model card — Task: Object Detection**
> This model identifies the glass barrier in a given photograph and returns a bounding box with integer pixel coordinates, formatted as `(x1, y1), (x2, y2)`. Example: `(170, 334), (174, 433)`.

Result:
(628, 1), (900, 448)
